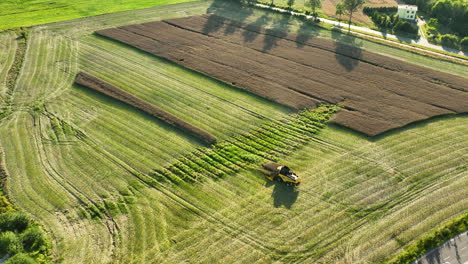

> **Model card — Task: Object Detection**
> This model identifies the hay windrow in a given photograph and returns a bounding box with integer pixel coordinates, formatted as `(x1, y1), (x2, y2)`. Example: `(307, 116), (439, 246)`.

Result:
(75, 72), (217, 145)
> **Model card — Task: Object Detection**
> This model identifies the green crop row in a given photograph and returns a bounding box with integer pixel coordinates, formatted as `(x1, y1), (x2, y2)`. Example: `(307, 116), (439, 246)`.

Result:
(150, 105), (338, 185)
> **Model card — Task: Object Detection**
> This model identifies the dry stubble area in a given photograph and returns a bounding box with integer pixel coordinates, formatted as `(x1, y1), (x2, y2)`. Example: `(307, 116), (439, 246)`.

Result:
(96, 14), (468, 136)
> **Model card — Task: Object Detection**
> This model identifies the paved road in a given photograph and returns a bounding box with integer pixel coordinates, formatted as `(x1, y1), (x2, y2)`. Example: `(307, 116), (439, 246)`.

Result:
(255, 4), (468, 58)
(414, 231), (468, 264)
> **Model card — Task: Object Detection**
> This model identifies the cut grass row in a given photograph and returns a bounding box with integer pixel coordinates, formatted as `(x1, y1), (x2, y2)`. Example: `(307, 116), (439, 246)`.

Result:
(156, 115), (467, 263)
(0, 32), (17, 101)
(75, 72), (217, 145)
(151, 105), (338, 184)
(0, 1), (466, 263)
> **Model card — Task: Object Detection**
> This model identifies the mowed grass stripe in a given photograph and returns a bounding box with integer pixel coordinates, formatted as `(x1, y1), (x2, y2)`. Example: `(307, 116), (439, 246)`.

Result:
(0, 32), (17, 97)
(62, 90), (201, 169)
(13, 31), (77, 105)
(78, 43), (277, 138)
(77, 56), (253, 138)
(84, 35), (291, 120)
(151, 116), (467, 262)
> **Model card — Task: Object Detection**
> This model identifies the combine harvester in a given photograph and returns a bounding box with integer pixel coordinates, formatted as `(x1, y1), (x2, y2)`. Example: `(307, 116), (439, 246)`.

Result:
(262, 162), (301, 186)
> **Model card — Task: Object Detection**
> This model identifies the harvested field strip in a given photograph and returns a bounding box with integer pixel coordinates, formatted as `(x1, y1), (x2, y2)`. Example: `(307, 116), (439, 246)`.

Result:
(96, 14), (468, 136)
(52, 89), (202, 172)
(154, 116), (467, 263)
(75, 72), (217, 145)
(0, 32), (17, 99)
(78, 37), (291, 137)
(12, 30), (78, 106)
(2, 31), (27, 109)
(151, 105), (338, 184)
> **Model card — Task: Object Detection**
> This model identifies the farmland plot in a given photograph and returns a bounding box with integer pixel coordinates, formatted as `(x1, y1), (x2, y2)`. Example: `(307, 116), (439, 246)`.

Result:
(0, 32), (17, 100)
(97, 14), (468, 136)
(0, 0), (466, 263)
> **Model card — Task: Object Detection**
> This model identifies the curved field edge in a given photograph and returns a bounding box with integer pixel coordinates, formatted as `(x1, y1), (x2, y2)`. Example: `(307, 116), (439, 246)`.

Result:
(387, 212), (468, 264)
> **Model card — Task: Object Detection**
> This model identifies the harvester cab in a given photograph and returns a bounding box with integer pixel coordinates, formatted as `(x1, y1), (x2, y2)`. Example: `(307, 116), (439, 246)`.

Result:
(263, 162), (301, 186)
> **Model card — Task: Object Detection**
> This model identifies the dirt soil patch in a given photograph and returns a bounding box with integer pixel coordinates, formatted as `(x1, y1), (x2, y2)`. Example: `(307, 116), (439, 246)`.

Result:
(96, 15), (468, 136)
(322, 0), (398, 25)
(75, 72), (217, 144)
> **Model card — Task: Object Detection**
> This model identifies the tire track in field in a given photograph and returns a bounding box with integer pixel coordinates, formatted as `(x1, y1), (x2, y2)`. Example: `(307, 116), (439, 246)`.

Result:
(77, 45), (263, 136)
(32, 112), (121, 261)
(75, 130), (280, 257)
(80, 40), (278, 121)
(0, 33), (16, 99)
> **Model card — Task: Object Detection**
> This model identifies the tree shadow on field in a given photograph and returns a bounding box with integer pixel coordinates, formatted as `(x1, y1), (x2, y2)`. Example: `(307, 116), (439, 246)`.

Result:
(265, 180), (299, 209)
(242, 15), (271, 43)
(295, 19), (320, 48)
(263, 14), (291, 51)
(331, 29), (363, 72)
(203, 0), (253, 35)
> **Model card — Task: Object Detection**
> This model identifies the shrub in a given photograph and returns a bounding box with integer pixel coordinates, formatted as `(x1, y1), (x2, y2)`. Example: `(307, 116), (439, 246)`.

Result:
(460, 37), (468, 51)
(439, 34), (460, 49)
(393, 20), (418, 35)
(0, 212), (30, 233)
(21, 227), (49, 253)
(0, 231), (22, 255)
(5, 253), (37, 264)
(427, 18), (439, 27)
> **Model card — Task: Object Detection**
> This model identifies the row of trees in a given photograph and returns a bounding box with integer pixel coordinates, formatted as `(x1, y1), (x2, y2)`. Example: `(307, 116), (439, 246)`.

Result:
(261, 0), (366, 31)
(335, 0), (366, 32)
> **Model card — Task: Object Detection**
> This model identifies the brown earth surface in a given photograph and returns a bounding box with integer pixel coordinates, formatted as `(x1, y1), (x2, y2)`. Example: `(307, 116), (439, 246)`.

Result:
(75, 72), (217, 145)
(96, 14), (468, 136)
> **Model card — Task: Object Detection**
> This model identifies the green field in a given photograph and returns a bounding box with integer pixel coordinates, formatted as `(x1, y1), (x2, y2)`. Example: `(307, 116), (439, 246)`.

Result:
(0, 0), (199, 30)
(0, 0), (467, 263)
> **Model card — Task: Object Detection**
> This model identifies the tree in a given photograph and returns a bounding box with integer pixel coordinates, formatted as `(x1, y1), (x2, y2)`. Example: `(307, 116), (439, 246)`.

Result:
(343, 0), (366, 32)
(335, 2), (346, 26)
(440, 34), (459, 49)
(461, 37), (468, 51)
(306, 0), (322, 17)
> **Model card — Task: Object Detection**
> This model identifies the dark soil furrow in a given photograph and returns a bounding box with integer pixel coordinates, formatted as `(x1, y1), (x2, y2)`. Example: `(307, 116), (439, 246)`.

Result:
(96, 15), (468, 136)
(74, 72), (217, 145)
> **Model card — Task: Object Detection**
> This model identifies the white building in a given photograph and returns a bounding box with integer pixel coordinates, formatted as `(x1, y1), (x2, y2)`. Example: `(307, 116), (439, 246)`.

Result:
(397, 5), (418, 20)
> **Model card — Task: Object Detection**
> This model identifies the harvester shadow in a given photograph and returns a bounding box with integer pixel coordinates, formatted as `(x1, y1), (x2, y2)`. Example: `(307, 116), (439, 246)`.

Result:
(265, 180), (299, 209)
(73, 83), (207, 146)
(331, 29), (363, 72)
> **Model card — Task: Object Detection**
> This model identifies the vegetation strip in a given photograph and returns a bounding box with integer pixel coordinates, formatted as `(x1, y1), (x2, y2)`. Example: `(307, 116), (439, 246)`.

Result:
(96, 14), (468, 137)
(0, 155), (51, 263)
(386, 212), (468, 264)
(150, 105), (338, 184)
(2, 30), (27, 117)
(75, 72), (217, 145)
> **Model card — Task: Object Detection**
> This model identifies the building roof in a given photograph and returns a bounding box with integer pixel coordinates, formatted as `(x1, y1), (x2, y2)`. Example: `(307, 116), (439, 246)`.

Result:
(398, 4), (418, 11)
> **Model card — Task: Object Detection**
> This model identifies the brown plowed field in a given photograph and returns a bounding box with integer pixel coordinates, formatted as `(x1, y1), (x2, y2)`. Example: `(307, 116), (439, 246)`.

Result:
(96, 15), (468, 136)
(75, 72), (217, 145)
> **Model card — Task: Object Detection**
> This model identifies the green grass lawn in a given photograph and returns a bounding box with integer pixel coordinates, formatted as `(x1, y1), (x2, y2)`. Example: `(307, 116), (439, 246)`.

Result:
(0, 0), (200, 30)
